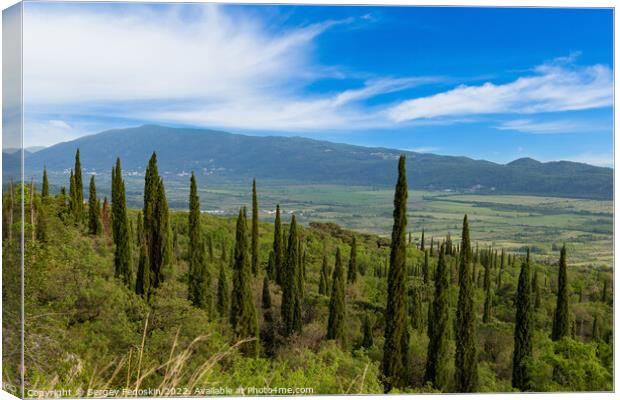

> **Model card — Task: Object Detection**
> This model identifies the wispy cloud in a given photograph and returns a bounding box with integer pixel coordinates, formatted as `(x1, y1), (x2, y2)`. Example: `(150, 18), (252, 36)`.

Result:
(20, 3), (614, 148)
(23, 4), (436, 134)
(387, 56), (612, 122)
(408, 146), (440, 153)
(495, 118), (606, 135)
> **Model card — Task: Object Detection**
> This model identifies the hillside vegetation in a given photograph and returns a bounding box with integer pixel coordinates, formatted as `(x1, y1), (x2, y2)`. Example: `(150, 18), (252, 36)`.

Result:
(2, 149), (613, 396)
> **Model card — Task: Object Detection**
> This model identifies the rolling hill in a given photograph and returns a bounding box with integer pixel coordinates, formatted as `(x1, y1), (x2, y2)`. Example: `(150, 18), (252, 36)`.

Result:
(14, 124), (613, 199)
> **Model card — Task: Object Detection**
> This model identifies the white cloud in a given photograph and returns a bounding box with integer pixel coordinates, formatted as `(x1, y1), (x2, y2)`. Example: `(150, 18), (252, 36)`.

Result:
(20, 5), (613, 142)
(408, 146), (440, 153)
(22, 4), (434, 133)
(387, 58), (612, 122)
(23, 4), (322, 104)
(23, 120), (80, 147)
(495, 118), (605, 135)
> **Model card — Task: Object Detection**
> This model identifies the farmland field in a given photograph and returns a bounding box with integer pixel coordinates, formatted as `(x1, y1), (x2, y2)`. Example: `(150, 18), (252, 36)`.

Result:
(121, 179), (613, 270)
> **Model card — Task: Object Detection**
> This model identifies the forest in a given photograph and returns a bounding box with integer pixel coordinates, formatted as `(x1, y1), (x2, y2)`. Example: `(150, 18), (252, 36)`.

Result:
(2, 149), (613, 396)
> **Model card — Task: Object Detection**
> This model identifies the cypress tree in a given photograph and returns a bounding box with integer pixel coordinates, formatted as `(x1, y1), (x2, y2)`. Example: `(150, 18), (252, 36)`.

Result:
(347, 236), (357, 284)
(319, 255), (330, 295)
(327, 247), (345, 344)
(187, 172), (209, 309)
(425, 245), (450, 390)
(361, 313), (374, 349)
(41, 167), (49, 198)
(422, 250), (430, 284)
(497, 249), (505, 290)
(73, 149), (83, 216)
(410, 286), (423, 330)
(35, 195), (48, 242)
(455, 215), (478, 392)
(207, 234), (214, 263)
(532, 270), (541, 310)
(229, 208), (259, 356)
(135, 239), (150, 298)
(591, 315), (600, 340)
(273, 205), (283, 285)
(88, 175), (101, 235)
(382, 155), (409, 392)
(430, 237), (434, 257)
(482, 258), (492, 323)
(111, 159), (132, 287)
(69, 169), (77, 220)
(601, 279), (608, 303)
(420, 229), (425, 250)
(281, 215), (302, 335)
(299, 242), (306, 297)
(251, 179), (259, 276)
(143, 153), (171, 290)
(262, 274), (271, 309)
(512, 250), (533, 391)
(552, 245), (570, 341)
(101, 197), (111, 241)
(266, 250), (275, 281)
(217, 260), (229, 318)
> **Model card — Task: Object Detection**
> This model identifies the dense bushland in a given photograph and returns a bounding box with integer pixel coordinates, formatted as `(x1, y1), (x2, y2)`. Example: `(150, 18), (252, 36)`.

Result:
(2, 150), (612, 396)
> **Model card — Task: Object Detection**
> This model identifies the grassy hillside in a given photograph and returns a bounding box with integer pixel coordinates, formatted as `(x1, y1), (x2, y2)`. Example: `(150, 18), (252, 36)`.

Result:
(2, 171), (613, 395)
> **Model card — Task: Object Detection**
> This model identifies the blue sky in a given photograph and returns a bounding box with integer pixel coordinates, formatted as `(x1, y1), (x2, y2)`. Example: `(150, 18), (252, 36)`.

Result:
(21, 3), (613, 166)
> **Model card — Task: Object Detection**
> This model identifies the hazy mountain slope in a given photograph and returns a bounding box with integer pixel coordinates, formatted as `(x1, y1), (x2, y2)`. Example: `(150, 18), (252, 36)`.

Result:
(23, 124), (612, 199)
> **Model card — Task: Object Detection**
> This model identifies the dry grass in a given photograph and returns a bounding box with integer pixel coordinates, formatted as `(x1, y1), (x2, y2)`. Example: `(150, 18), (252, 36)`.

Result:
(29, 314), (254, 397)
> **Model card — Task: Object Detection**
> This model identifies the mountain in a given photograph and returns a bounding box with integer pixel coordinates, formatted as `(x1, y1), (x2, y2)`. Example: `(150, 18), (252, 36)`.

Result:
(21, 124), (613, 199)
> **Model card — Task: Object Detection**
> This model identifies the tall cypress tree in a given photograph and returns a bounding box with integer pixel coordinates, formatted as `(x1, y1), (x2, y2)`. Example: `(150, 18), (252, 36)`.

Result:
(143, 152), (171, 290)
(422, 250), (430, 284)
(361, 313), (374, 349)
(281, 215), (302, 335)
(319, 255), (330, 295)
(482, 258), (492, 323)
(455, 215), (478, 392)
(136, 238), (150, 298)
(217, 260), (229, 318)
(601, 279), (608, 303)
(273, 205), (283, 285)
(497, 249), (505, 290)
(207, 234), (214, 263)
(347, 236), (357, 284)
(251, 179), (259, 276)
(382, 155), (409, 392)
(552, 245), (570, 341)
(410, 286), (423, 330)
(41, 167), (49, 198)
(420, 229), (425, 250)
(266, 250), (275, 281)
(229, 208), (259, 356)
(73, 149), (83, 216)
(88, 175), (101, 235)
(69, 169), (77, 220)
(187, 172), (209, 309)
(327, 247), (345, 344)
(425, 245), (450, 390)
(262, 274), (272, 309)
(512, 250), (533, 391)
(532, 270), (541, 310)
(135, 211), (147, 295)
(111, 159), (132, 287)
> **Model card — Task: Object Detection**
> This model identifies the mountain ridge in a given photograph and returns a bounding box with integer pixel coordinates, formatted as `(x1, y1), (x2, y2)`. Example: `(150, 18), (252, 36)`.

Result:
(12, 124), (613, 199)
